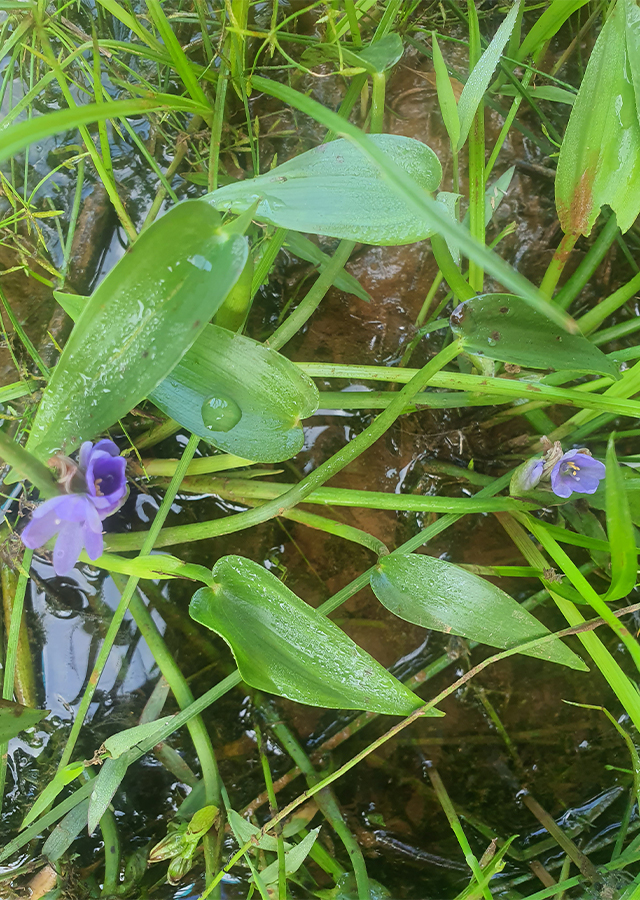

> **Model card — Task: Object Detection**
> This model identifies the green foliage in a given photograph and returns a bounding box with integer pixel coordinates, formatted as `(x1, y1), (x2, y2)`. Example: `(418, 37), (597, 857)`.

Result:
(206, 134), (443, 245)
(370, 553), (588, 670)
(450, 294), (619, 378)
(556, 0), (640, 236)
(27, 201), (248, 460)
(189, 556), (436, 715)
(0, 699), (47, 744)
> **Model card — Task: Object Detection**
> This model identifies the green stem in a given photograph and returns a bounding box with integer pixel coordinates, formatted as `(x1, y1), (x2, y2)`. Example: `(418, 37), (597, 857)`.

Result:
(125, 585), (220, 886)
(56, 434), (201, 771)
(267, 240), (355, 350)
(578, 270), (640, 335)
(370, 71), (385, 133)
(539, 231), (580, 300)
(485, 68), (533, 181)
(430, 234), (475, 300)
(554, 214), (620, 311)
(209, 51), (229, 192)
(100, 806), (121, 896)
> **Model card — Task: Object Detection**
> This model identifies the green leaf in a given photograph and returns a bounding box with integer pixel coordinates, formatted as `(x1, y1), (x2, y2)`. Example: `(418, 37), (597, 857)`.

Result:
(88, 752), (132, 835)
(43, 799), (91, 862)
(26, 201), (248, 460)
(284, 233), (371, 302)
(150, 325), (319, 463)
(456, 0), (522, 151)
(190, 556), (437, 715)
(0, 699), (47, 743)
(450, 294), (619, 378)
(555, 0), (640, 236)
(517, 0), (591, 62)
(21, 761), (85, 830)
(205, 134), (442, 246)
(604, 438), (638, 601)
(259, 828), (320, 885)
(432, 33), (460, 149)
(53, 290), (86, 320)
(102, 716), (176, 759)
(354, 33), (403, 74)
(498, 84), (576, 105)
(370, 553), (588, 670)
(227, 808), (288, 852)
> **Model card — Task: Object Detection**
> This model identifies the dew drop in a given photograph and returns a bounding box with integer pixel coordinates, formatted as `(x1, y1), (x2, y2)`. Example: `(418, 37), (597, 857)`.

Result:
(201, 394), (242, 432)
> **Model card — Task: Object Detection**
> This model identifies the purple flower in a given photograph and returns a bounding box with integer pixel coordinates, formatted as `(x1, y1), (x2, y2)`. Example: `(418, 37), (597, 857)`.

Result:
(550, 450), (606, 499)
(21, 439), (127, 576)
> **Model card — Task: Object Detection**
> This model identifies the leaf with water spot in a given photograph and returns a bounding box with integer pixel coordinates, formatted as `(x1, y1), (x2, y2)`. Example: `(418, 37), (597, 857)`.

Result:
(204, 134), (442, 246)
(190, 556), (439, 715)
(0, 699), (47, 743)
(26, 200), (248, 461)
(450, 294), (619, 378)
(555, 0), (640, 236)
(370, 553), (588, 670)
(150, 325), (318, 463)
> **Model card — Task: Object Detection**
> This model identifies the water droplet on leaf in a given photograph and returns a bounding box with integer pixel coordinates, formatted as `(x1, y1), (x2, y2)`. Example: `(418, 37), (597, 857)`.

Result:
(201, 394), (242, 432)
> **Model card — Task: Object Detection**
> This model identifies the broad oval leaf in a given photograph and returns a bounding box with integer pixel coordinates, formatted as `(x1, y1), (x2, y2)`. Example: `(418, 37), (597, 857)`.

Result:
(555, 0), (640, 236)
(27, 200), (248, 460)
(189, 555), (437, 716)
(150, 325), (319, 463)
(450, 294), (619, 378)
(205, 134), (443, 246)
(370, 553), (587, 670)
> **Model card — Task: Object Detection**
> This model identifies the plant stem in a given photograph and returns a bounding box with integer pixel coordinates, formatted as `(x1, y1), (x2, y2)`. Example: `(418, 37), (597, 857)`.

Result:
(539, 231), (580, 300)
(554, 214), (620, 311)
(578, 270), (640, 335)
(267, 240), (355, 350)
(430, 234), (475, 300)
(0, 429), (58, 498)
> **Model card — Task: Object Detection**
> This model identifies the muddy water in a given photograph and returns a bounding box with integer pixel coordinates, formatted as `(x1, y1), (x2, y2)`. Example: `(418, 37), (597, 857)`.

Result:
(1, 17), (637, 900)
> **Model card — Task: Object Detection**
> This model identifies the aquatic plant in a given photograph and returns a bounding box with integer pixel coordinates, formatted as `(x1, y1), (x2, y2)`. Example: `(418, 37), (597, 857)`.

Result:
(0, 1), (639, 899)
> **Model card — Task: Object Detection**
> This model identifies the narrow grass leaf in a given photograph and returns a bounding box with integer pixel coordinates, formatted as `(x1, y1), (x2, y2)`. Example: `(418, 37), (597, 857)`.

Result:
(517, 0), (590, 61)
(284, 233), (371, 302)
(456, 0), (522, 151)
(371, 553), (587, 670)
(432, 33), (460, 148)
(205, 134), (443, 246)
(0, 97), (210, 166)
(102, 716), (177, 759)
(43, 799), (91, 862)
(26, 201), (248, 460)
(555, 0), (640, 236)
(604, 437), (637, 601)
(145, 0), (211, 110)
(21, 762), (85, 830)
(189, 556), (438, 715)
(151, 325), (319, 463)
(259, 828), (321, 885)
(450, 294), (619, 378)
(88, 753), (132, 835)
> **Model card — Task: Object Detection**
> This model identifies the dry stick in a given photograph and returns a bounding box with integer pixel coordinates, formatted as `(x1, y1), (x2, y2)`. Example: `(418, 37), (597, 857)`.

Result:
(198, 606), (640, 899)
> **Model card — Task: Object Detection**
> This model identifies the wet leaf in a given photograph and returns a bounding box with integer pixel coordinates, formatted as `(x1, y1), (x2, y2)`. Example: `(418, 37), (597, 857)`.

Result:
(604, 438), (637, 601)
(301, 33), (403, 75)
(189, 556), (438, 715)
(55, 296), (317, 464)
(88, 752), (132, 834)
(450, 294), (619, 378)
(102, 716), (176, 759)
(0, 699), (47, 743)
(432, 33), (460, 149)
(27, 200), (248, 460)
(205, 135), (442, 246)
(456, 0), (522, 151)
(228, 808), (288, 852)
(556, 0), (640, 236)
(370, 553), (588, 670)
(43, 799), (90, 862)
(150, 324), (319, 463)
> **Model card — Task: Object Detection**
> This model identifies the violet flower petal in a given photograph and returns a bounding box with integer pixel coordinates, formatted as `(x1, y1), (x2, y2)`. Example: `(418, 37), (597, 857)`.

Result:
(550, 450), (606, 498)
(53, 521), (86, 576)
(83, 522), (104, 561)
